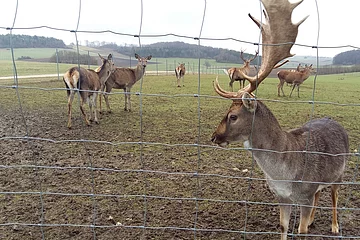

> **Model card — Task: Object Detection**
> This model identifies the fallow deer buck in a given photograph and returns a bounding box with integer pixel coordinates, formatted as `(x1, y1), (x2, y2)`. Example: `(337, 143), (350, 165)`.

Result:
(99, 53), (152, 113)
(63, 53), (114, 129)
(228, 50), (258, 91)
(175, 63), (186, 87)
(210, 1), (349, 239)
(277, 64), (316, 97)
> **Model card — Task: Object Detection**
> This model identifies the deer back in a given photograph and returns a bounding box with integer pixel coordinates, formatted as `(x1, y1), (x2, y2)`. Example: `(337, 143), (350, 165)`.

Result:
(64, 67), (99, 91)
(107, 67), (137, 89)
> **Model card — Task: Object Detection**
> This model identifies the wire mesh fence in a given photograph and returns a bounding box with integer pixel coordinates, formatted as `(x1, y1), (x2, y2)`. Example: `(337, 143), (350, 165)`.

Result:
(0, 0), (360, 239)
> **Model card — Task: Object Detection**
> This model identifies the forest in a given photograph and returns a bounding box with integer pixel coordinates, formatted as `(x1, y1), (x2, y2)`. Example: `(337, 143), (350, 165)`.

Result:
(333, 49), (360, 65)
(2, 34), (360, 66)
(0, 34), (67, 48)
(100, 41), (258, 64)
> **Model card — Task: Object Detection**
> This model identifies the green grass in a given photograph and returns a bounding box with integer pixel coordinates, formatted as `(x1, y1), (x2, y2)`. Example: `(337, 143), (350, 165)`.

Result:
(0, 48), (70, 60)
(1, 72), (359, 151)
(1, 71), (359, 239)
(0, 60), (94, 78)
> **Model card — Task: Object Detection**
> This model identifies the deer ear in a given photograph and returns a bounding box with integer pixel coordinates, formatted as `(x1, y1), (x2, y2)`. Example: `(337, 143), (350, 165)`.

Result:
(147, 55), (152, 60)
(107, 54), (113, 60)
(242, 92), (257, 112)
(135, 53), (139, 59)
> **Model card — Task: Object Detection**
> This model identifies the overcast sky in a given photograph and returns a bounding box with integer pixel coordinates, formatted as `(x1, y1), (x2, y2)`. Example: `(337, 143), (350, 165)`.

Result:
(0, 0), (359, 58)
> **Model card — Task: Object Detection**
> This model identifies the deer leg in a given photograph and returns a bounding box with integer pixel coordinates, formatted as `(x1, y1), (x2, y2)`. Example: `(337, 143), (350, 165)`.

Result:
(279, 204), (292, 240)
(99, 85), (104, 114)
(331, 184), (340, 233)
(182, 76), (184, 87)
(127, 89), (132, 112)
(104, 85), (112, 114)
(297, 85), (300, 98)
(88, 96), (94, 122)
(67, 91), (75, 129)
(124, 89), (128, 111)
(278, 81), (285, 97)
(177, 78), (181, 87)
(298, 198), (314, 236)
(289, 84), (296, 97)
(92, 93), (99, 124)
(309, 191), (321, 227)
(124, 88), (131, 112)
(229, 80), (234, 91)
(79, 96), (90, 126)
(103, 93), (111, 113)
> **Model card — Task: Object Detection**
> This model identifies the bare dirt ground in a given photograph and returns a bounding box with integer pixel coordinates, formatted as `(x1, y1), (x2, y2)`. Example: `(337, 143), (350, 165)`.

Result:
(0, 78), (359, 240)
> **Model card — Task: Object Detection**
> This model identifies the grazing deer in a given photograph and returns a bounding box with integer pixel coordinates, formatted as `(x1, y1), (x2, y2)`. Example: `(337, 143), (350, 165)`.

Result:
(100, 53), (152, 113)
(63, 53), (114, 129)
(175, 63), (186, 87)
(228, 50), (258, 91)
(210, 1), (349, 239)
(277, 64), (316, 97)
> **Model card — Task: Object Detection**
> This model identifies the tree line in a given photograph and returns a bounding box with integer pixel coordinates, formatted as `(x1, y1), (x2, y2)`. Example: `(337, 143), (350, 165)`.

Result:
(99, 41), (259, 64)
(49, 50), (98, 65)
(333, 49), (360, 65)
(0, 34), (67, 48)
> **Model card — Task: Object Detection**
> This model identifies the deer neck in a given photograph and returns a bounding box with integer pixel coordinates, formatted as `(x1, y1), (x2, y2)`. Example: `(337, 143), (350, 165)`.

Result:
(242, 63), (250, 73)
(245, 104), (301, 179)
(97, 65), (110, 85)
(134, 64), (146, 81)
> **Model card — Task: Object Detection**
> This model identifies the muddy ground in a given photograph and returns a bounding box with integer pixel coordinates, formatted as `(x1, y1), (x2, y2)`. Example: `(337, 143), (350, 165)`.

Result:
(0, 77), (359, 240)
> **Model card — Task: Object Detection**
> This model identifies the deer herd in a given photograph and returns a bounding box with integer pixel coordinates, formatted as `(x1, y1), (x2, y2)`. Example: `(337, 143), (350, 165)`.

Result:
(62, 0), (349, 239)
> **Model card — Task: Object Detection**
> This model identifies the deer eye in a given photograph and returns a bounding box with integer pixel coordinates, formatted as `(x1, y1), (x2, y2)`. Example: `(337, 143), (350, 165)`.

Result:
(229, 115), (238, 121)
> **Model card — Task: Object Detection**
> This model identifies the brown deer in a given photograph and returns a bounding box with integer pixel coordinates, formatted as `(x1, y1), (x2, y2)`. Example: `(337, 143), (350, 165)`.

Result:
(210, 1), (349, 239)
(228, 50), (258, 91)
(175, 63), (186, 87)
(63, 53), (114, 129)
(277, 64), (316, 97)
(100, 53), (152, 113)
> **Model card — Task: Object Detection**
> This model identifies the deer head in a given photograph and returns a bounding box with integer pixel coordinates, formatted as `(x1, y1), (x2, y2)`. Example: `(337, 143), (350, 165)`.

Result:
(135, 53), (152, 70)
(240, 50), (258, 67)
(214, 0), (308, 97)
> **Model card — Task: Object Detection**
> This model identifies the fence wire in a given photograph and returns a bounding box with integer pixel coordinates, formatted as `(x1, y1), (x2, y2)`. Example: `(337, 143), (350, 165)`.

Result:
(0, 0), (360, 239)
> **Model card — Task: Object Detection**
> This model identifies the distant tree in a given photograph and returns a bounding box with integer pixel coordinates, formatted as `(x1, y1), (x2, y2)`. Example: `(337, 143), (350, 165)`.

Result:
(204, 61), (211, 69)
(49, 50), (97, 65)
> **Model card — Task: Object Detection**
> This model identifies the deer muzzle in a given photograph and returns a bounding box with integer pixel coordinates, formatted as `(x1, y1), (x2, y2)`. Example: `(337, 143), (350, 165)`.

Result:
(211, 133), (228, 147)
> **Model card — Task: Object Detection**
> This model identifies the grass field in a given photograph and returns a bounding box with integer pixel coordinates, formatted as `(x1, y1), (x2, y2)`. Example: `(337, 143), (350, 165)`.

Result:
(0, 46), (334, 78)
(0, 69), (359, 239)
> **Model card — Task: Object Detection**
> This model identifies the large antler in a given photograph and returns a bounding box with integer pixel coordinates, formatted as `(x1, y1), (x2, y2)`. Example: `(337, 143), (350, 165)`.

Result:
(215, 0), (308, 98)
(240, 50), (259, 63)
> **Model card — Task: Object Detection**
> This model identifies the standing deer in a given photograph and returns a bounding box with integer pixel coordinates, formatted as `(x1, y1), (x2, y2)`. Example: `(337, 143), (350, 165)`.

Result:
(277, 64), (316, 97)
(210, 1), (349, 239)
(175, 63), (186, 87)
(63, 53), (114, 129)
(228, 50), (258, 91)
(100, 53), (152, 113)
